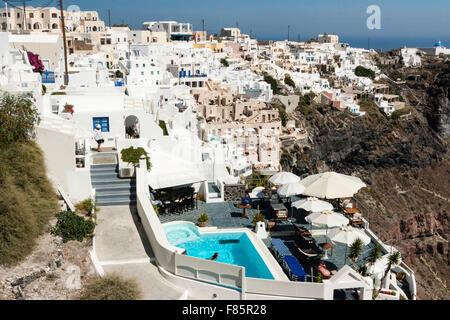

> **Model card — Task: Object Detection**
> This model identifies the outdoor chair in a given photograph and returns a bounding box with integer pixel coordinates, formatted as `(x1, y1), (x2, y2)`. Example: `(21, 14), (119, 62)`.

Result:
(270, 238), (292, 261)
(295, 244), (320, 261)
(282, 255), (307, 282)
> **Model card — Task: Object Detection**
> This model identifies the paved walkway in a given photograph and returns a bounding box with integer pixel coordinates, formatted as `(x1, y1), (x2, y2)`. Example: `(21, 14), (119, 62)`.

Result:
(93, 205), (187, 300)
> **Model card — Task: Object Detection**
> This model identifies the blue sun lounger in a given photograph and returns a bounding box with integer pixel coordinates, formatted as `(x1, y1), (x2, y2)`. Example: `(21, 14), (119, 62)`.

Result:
(283, 255), (307, 282)
(270, 238), (292, 260)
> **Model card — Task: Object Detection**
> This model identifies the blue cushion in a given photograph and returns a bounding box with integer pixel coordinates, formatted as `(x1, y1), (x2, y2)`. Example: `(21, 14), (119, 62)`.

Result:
(283, 255), (306, 281)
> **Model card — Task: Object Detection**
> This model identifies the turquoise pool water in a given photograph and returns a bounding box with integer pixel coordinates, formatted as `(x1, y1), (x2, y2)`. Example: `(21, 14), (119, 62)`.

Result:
(163, 223), (274, 280)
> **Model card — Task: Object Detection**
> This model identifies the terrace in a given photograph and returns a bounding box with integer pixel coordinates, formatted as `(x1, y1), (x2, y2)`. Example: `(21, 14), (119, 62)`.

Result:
(155, 195), (407, 299)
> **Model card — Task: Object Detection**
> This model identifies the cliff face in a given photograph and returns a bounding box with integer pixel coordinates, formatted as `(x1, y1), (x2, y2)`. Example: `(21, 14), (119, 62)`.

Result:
(282, 55), (449, 300)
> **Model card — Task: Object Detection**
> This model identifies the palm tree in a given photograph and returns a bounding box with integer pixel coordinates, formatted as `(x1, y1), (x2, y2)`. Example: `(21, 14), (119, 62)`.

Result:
(348, 238), (364, 269)
(377, 251), (401, 296)
(366, 244), (382, 270)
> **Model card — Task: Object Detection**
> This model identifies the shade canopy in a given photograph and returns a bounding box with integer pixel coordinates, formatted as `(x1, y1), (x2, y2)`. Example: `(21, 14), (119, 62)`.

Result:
(328, 225), (371, 247)
(305, 210), (349, 228)
(277, 182), (305, 197)
(268, 172), (300, 185)
(292, 197), (333, 212)
(300, 172), (367, 199)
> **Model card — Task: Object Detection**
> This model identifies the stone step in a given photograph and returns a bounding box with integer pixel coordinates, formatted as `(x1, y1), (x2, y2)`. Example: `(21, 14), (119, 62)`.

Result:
(92, 178), (136, 187)
(95, 185), (137, 195)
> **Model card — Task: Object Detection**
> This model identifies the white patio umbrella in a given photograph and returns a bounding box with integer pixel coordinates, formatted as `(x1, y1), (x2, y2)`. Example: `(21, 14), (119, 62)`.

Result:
(292, 197), (333, 212)
(329, 225), (371, 246)
(277, 182), (306, 219)
(305, 210), (349, 228)
(328, 225), (371, 265)
(268, 172), (300, 185)
(277, 182), (305, 197)
(300, 172), (367, 199)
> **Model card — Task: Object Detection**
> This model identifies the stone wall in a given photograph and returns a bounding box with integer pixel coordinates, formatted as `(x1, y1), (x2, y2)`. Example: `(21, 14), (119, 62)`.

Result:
(224, 184), (246, 202)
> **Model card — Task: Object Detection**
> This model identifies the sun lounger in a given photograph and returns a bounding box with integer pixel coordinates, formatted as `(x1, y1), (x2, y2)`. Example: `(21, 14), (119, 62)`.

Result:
(295, 244), (320, 260)
(270, 238), (292, 260)
(283, 255), (307, 282)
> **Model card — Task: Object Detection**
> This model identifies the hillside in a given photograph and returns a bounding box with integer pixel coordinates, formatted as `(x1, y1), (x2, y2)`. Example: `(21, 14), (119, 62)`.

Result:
(281, 54), (450, 299)
(0, 141), (59, 266)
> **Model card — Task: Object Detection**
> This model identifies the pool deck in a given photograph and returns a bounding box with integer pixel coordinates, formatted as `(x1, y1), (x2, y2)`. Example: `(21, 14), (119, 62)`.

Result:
(93, 205), (188, 299)
(158, 199), (375, 280)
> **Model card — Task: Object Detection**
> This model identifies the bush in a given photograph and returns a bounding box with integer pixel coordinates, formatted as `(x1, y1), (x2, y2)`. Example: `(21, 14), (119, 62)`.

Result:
(75, 198), (99, 216)
(278, 105), (288, 127)
(120, 147), (151, 170)
(50, 92), (67, 95)
(0, 93), (40, 147)
(197, 213), (209, 223)
(220, 58), (229, 67)
(391, 107), (410, 120)
(252, 212), (265, 225)
(355, 66), (375, 79)
(263, 73), (281, 95)
(80, 273), (142, 300)
(159, 120), (169, 136)
(51, 211), (95, 243)
(284, 74), (296, 88)
(0, 142), (59, 266)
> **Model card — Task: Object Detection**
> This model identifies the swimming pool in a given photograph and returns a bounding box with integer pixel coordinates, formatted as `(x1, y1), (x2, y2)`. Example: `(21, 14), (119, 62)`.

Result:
(163, 223), (275, 280)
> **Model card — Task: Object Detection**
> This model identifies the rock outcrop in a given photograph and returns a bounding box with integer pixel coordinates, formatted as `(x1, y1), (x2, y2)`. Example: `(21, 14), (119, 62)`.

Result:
(281, 54), (450, 299)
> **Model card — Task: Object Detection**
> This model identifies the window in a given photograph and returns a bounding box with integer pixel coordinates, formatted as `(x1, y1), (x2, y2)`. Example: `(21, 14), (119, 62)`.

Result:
(93, 117), (110, 132)
(52, 13), (57, 18)
(29, 13), (34, 18)
(41, 13), (44, 18)
(17, 13), (20, 18)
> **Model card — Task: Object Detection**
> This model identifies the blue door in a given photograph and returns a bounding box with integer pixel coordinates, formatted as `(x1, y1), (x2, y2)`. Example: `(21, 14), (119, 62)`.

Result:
(93, 117), (110, 132)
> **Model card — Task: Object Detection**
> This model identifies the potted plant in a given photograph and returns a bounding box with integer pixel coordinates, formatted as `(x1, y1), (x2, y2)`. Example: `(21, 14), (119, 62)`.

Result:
(197, 213), (209, 227)
(252, 212), (265, 226)
(63, 103), (74, 114)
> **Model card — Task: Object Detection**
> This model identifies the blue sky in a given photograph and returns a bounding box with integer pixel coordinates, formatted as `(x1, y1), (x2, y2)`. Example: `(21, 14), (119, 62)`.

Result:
(63, 0), (449, 39)
(16, 0), (450, 45)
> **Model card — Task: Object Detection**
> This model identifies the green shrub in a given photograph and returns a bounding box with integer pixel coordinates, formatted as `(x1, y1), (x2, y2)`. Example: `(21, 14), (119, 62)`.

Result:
(120, 147), (151, 170)
(51, 211), (95, 243)
(263, 73), (281, 95)
(252, 212), (265, 225)
(220, 58), (229, 67)
(284, 74), (296, 88)
(80, 273), (142, 300)
(391, 107), (410, 120)
(278, 105), (288, 126)
(50, 92), (67, 95)
(355, 66), (375, 79)
(390, 71), (404, 81)
(75, 198), (99, 216)
(197, 213), (209, 223)
(0, 93), (40, 147)
(158, 120), (169, 136)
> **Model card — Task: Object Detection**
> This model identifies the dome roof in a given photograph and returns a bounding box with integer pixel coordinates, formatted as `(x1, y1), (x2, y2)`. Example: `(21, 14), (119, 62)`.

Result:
(435, 40), (443, 47)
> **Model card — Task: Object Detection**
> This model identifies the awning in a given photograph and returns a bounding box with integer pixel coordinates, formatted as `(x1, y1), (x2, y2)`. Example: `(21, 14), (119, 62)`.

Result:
(148, 171), (206, 190)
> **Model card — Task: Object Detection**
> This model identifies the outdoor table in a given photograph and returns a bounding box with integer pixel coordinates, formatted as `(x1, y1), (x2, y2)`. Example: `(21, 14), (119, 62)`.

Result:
(319, 242), (334, 259)
(238, 204), (251, 219)
(345, 207), (361, 216)
(271, 203), (288, 221)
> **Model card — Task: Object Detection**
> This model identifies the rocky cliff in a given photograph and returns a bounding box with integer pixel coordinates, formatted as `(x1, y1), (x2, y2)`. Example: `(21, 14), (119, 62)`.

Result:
(281, 54), (449, 300)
